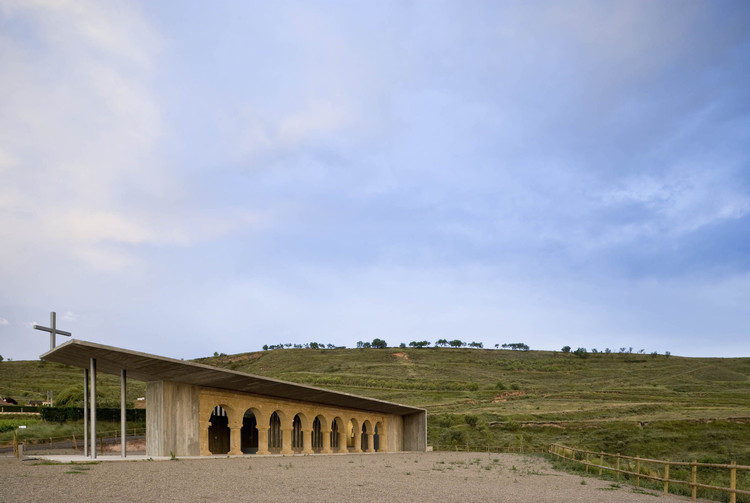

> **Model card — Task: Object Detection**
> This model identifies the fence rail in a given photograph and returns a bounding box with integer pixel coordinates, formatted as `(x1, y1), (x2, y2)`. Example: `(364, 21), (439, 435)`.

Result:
(549, 443), (750, 503)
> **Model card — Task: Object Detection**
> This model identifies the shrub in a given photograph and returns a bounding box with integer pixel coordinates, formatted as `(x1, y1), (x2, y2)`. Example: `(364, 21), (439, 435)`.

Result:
(464, 415), (479, 428)
(561, 346), (571, 353)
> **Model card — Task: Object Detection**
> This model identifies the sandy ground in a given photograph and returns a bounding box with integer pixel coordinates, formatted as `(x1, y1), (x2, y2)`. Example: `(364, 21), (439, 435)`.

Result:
(0, 451), (707, 503)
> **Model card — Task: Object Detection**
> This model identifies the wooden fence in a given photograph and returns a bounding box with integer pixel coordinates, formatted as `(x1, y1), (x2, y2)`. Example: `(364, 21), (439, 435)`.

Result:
(549, 443), (750, 503)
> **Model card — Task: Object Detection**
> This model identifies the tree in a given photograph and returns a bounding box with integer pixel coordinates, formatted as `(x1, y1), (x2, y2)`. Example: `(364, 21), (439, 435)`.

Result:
(448, 339), (465, 348)
(371, 338), (387, 349)
(262, 345), (269, 351)
(435, 339), (449, 347)
(409, 341), (430, 348)
(468, 342), (483, 349)
(573, 347), (589, 359)
(561, 346), (571, 353)
(309, 342), (320, 349)
(0, 354), (3, 362)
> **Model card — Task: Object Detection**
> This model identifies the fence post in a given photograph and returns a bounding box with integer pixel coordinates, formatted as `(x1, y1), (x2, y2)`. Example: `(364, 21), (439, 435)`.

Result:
(585, 451), (589, 473)
(599, 451), (604, 476)
(616, 454), (621, 481)
(691, 460), (697, 501)
(664, 461), (670, 495)
(635, 456), (641, 487)
(730, 461), (736, 503)
(73, 435), (77, 451)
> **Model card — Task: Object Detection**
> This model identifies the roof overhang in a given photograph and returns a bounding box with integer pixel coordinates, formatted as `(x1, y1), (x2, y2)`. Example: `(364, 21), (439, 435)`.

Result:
(41, 339), (424, 417)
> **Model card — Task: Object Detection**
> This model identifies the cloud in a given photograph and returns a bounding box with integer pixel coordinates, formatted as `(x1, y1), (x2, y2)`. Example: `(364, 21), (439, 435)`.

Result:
(0, 317), (9, 325)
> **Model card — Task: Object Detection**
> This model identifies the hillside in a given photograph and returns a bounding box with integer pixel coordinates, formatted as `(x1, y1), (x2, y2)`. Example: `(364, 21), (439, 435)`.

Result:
(2, 347), (749, 462)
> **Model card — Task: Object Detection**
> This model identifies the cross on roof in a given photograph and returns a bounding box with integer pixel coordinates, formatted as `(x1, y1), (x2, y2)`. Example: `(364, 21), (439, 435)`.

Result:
(33, 312), (72, 351)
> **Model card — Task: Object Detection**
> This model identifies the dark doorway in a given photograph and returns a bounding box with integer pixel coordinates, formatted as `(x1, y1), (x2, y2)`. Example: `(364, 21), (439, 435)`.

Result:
(241, 411), (258, 454)
(208, 406), (230, 454)
(373, 424), (379, 452)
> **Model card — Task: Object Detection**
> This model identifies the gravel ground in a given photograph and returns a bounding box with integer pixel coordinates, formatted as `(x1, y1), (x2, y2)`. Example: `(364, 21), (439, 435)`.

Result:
(0, 451), (707, 503)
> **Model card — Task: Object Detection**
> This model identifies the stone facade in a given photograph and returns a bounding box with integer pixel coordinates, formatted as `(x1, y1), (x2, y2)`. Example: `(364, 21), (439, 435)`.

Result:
(146, 380), (420, 457)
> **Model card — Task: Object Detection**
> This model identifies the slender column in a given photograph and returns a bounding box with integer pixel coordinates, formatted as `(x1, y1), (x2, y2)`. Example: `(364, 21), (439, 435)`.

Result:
(83, 368), (89, 456)
(280, 428), (293, 454)
(321, 428), (332, 454)
(228, 421), (243, 455)
(256, 428), (269, 455)
(366, 430), (375, 453)
(89, 357), (97, 459)
(120, 369), (127, 458)
(301, 428), (314, 454)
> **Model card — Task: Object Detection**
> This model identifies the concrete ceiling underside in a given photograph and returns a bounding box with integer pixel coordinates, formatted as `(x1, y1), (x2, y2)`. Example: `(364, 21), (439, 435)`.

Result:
(41, 340), (423, 417)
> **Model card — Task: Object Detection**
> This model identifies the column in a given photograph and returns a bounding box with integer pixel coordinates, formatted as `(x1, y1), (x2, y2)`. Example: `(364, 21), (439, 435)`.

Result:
(366, 429), (375, 453)
(256, 428), (269, 455)
(89, 357), (97, 459)
(337, 429), (348, 453)
(228, 420), (243, 455)
(83, 368), (89, 457)
(321, 428), (332, 454)
(353, 427), (362, 453)
(120, 369), (127, 458)
(301, 428), (314, 454)
(280, 428), (293, 454)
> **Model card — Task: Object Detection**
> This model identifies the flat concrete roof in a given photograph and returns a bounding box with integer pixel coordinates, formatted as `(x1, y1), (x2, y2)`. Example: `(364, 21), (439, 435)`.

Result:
(41, 340), (424, 417)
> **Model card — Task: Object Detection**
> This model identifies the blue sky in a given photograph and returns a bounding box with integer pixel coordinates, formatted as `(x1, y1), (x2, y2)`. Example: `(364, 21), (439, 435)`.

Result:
(1, 1), (749, 361)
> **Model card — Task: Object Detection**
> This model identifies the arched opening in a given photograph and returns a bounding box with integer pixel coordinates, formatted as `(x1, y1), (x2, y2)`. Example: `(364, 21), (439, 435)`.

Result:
(268, 411), (282, 452)
(241, 409), (258, 454)
(361, 423), (369, 451)
(347, 419), (359, 450)
(292, 414), (303, 451)
(374, 422), (381, 452)
(208, 406), (230, 455)
(330, 418), (340, 451)
(311, 416), (323, 452)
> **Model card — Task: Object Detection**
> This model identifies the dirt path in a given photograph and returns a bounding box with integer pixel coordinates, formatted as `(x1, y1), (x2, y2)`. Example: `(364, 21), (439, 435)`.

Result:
(0, 451), (707, 503)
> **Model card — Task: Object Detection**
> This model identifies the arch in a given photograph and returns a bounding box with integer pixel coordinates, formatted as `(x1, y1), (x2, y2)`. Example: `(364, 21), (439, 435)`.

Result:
(374, 421), (383, 452)
(292, 414), (303, 451)
(208, 405), (230, 454)
(241, 408), (260, 454)
(331, 416), (346, 453)
(361, 422), (370, 452)
(348, 418), (360, 451)
(268, 411), (283, 452)
(311, 416), (323, 452)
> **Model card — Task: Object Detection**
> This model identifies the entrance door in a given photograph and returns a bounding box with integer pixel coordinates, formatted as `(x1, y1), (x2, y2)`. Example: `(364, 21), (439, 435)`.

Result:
(208, 406), (230, 454)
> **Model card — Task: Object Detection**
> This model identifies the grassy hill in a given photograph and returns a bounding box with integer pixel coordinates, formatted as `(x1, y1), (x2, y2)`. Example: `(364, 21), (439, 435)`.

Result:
(2, 347), (749, 463)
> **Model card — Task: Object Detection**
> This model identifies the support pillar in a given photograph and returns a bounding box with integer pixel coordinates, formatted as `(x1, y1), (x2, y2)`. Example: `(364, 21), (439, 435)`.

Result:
(337, 430), (348, 453)
(89, 357), (97, 459)
(280, 428), (293, 454)
(228, 421), (243, 455)
(256, 429), (269, 455)
(366, 431), (375, 453)
(120, 369), (127, 458)
(83, 368), (89, 457)
(353, 428), (362, 453)
(321, 429), (332, 454)
(301, 428), (314, 454)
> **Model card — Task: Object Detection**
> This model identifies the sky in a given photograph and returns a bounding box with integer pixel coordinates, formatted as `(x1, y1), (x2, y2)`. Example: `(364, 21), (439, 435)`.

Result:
(1, 0), (749, 361)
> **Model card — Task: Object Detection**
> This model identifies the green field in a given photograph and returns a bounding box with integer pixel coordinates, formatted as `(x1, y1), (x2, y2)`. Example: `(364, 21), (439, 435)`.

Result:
(2, 347), (749, 464)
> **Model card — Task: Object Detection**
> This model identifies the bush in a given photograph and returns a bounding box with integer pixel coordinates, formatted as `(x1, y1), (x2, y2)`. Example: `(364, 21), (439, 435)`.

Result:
(561, 346), (571, 353)
(464, 415), (479, 428)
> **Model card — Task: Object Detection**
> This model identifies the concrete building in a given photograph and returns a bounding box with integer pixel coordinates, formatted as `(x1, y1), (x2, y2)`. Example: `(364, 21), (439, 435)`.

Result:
(41, 340), (427, 458)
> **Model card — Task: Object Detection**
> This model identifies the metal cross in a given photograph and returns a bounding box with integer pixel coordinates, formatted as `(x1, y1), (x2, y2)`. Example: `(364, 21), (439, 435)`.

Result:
(33, 312), (72, 351)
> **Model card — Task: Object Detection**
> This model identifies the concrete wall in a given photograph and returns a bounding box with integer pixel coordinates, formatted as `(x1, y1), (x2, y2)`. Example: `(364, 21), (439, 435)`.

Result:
(402, 410), (427, 451)
(386, 414), (403, 452)
(146, 380), (200, 457)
